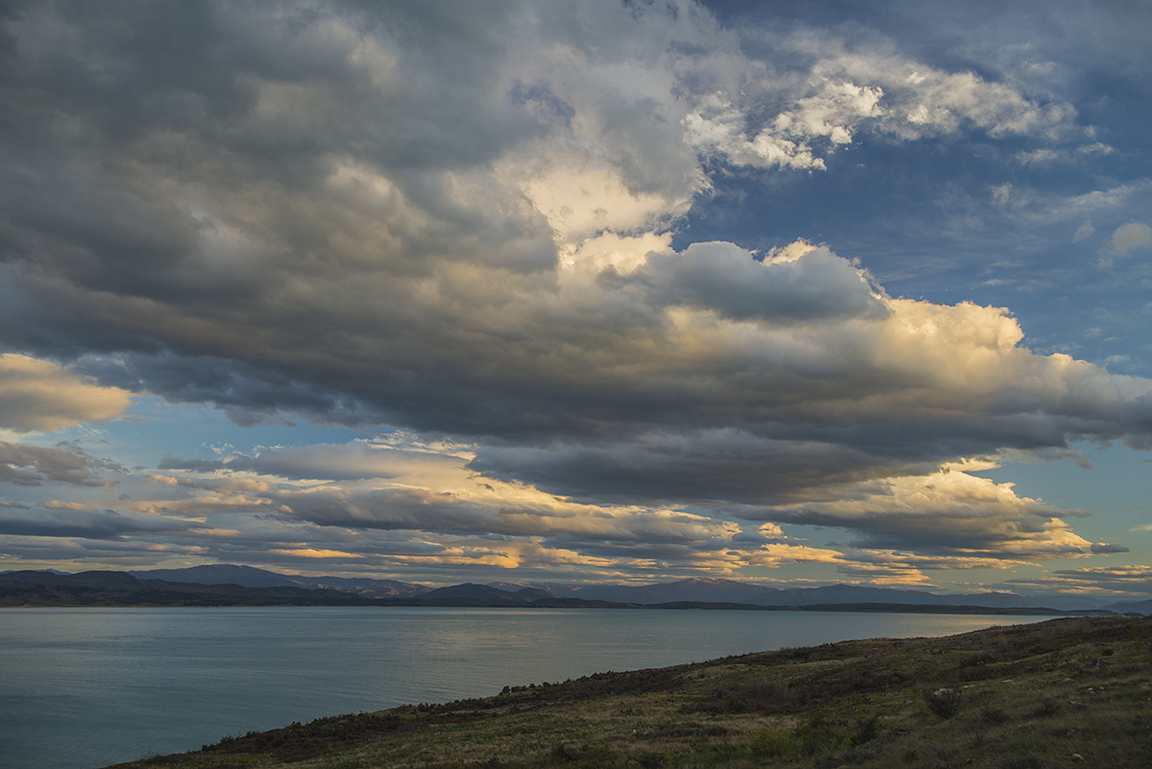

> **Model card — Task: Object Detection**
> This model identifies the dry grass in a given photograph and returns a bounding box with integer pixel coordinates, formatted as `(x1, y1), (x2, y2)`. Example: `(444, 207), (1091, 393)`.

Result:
(106, 615), (1152, 769)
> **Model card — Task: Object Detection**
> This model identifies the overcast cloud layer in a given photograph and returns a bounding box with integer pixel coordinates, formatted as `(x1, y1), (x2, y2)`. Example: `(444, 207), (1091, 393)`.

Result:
(2, 1), (1150, 594)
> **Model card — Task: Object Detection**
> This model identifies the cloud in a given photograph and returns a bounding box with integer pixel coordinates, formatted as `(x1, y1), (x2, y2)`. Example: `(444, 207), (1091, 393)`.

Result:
(977, 180), (1152, 226)
(108, 467), (801, 579)
(0, 355), (132, 432)
(142, 441), (748, 550)
(157, 453), (226, 473)
(1111, 222), (1152, 255)
(223, 441), (465, 482)
(603, 241), (886, 324)
(463, 274), (1152, 504)
(682, 30), (1076, 173)
(0, 1), (1114, 445)
(118, 436), (1111, 576)
(1073, 219), (1095, 242)
(0, 441), (115, 487)
(1047, 565), (1152, 595)
(727, 463), (1099, 562)
(0, 504), (200, 539)
(0, 1), (1144, 581)
(1, 425), (1131, 580)
(1016, 144), (1114, 167)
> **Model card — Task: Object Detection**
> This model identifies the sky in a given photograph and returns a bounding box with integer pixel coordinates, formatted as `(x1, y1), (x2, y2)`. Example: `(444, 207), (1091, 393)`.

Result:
(1, 0), (1151, 598)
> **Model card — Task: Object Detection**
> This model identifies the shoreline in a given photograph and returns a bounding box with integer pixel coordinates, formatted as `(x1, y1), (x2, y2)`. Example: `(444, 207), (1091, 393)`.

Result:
(104, 615), (1152, 769)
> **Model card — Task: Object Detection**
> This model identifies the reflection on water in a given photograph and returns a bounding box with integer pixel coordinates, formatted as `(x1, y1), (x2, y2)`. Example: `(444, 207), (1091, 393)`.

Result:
(0, 606), (1056, 769)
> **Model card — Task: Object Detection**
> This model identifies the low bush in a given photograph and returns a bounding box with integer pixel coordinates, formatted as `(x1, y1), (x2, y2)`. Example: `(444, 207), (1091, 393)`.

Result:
(977, 706), (1008, 727)
(1032, 697), (1059, 717)
(850, 713), (880, 746)
(750, 727), (793, 757)
(924, 687), (962, 718)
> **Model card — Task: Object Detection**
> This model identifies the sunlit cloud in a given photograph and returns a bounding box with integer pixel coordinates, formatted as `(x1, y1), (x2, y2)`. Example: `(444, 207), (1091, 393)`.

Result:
(1040, 565), (1152, 596)
(0, 355), (132, 433)
(0, 0), (1148, 591)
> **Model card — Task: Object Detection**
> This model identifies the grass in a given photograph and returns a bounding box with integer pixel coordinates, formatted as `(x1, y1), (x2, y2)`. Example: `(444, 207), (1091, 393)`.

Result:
(106, 615), (1152, 769)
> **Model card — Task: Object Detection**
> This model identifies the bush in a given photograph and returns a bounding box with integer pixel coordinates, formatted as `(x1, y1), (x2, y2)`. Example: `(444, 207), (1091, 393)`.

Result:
(750, 727), (793, 757)
(850, 713), (880, 747)
(924, 687), (962, 718)
(635, 751), (666, 768)
(978, 706), (1008, 727)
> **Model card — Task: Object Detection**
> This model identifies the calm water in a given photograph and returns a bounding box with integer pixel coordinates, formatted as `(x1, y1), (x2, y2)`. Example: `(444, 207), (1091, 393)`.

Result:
(0, 607), (1057, 769)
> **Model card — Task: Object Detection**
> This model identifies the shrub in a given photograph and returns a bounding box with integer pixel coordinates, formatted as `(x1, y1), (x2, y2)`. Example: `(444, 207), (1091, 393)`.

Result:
(849, 713), (880, 747)
(750, 727), (793, 757)
(978, 706), (1008, 727)
(635, 751), (666, 768)
(960, 653), (993, 668)
(805, 708), (828, 730)
(924, 687), (962, 718)
(797, 709), (835, 756)
(550, 743), (576, 762)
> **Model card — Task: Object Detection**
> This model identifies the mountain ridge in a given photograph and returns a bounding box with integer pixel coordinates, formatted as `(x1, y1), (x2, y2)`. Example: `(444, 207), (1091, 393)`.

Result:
(0, 570), (1098, 615)
(128, 564), (429, 597)
(2, 565), (1134, 612)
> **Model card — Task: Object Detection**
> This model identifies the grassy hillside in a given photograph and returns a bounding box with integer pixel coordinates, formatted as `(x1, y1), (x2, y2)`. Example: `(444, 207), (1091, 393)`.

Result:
(108, 616), (1152, 769)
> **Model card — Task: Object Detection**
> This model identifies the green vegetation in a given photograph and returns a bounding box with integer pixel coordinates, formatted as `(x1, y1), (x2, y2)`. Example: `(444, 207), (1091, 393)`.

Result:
(107, 616), (1152, 769)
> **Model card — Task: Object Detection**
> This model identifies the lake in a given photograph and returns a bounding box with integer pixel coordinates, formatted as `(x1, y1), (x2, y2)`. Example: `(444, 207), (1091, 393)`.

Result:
(0, 606), (1059, 769)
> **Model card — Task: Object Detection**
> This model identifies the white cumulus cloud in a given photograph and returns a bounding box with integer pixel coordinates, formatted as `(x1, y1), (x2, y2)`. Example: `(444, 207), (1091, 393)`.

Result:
(1112, 222), (1152, 254)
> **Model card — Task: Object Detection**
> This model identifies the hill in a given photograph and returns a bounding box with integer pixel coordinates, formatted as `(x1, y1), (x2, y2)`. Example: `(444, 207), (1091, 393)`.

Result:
(0, 570), (1117, 615)
(0, 570), (382, 607)
(0, 571), (1097, 615)
(129, 564), (429, 597)
(536, 578), (1109, 612)
(10, 566), (1144, 613)
(121, 566), (1116, 610)
(105, 615), (1152, 769)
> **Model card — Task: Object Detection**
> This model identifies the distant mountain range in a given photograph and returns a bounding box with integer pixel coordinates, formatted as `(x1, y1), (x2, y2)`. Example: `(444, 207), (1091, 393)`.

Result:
(2, 565), (1143, 613)
(504, 579), (1120, 612)
(129, 564), (425, 597)
(1103, 598), (1152, 615)
(0, 569), (381, 607)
